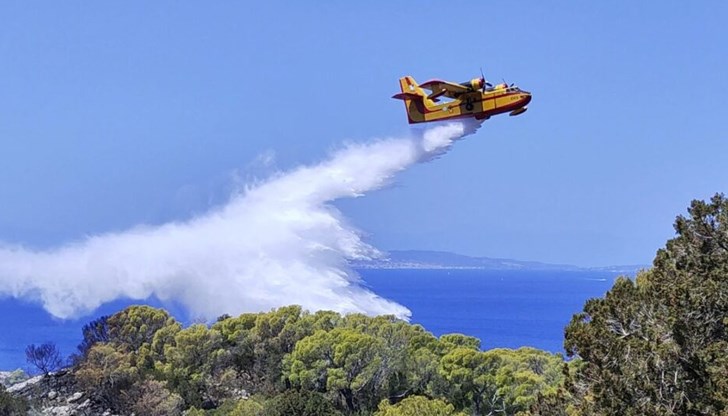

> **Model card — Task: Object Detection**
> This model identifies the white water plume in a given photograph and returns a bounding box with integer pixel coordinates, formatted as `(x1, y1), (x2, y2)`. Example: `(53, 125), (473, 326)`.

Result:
(0, 121), (479, 320)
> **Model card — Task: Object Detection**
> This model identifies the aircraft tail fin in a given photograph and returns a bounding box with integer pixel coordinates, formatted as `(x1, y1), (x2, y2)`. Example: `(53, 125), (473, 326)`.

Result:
(392, 76), (433, 123)
(391, 76), (427, 100)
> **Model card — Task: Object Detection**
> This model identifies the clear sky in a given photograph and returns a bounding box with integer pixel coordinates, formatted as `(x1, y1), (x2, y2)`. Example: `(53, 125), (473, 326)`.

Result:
(1, 2), (726, 267)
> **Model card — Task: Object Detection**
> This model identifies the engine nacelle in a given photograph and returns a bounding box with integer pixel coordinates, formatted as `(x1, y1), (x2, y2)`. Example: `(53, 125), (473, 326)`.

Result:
(460, 77), (485, 91)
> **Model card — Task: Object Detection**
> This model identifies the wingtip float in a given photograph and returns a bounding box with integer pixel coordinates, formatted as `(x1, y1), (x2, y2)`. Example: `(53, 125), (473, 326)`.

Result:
(392, 72), (531, 124)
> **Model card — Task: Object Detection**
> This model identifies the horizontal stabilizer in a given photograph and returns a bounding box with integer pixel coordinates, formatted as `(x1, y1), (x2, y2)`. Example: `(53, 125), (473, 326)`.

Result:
(392, 92), (424, 100)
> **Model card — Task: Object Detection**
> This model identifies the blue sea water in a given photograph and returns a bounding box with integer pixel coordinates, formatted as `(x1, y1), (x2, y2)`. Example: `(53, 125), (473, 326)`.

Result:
(0, 269), (619, 371)
(359, 269), (618, 353)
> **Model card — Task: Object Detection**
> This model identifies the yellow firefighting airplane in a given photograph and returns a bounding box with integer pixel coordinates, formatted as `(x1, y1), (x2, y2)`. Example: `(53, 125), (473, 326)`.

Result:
(392, 73), (531, 124)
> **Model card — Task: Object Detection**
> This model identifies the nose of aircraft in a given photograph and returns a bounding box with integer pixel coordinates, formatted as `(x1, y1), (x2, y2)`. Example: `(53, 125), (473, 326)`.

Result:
(522, 91), (532, 105)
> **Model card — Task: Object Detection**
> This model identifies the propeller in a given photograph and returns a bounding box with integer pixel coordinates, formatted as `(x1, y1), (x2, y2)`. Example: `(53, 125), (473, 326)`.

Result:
(499, 78), (515, 89)
(479, 67), (492, 91)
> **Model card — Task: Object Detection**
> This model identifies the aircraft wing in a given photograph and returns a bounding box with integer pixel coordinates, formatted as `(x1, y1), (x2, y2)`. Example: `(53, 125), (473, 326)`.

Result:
(419, 79), (471, 98)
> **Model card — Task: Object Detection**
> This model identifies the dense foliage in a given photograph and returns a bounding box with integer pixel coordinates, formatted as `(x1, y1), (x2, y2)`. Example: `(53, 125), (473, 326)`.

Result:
(560, 194), (728, 415)
(68, 304), (562, 415)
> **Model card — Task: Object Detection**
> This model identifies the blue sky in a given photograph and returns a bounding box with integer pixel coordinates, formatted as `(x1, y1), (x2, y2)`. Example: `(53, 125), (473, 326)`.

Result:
(0, 2), (726, 266)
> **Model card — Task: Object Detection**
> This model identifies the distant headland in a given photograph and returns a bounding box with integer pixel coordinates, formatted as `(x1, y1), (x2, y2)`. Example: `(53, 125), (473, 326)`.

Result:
(350, 249), (647, 274)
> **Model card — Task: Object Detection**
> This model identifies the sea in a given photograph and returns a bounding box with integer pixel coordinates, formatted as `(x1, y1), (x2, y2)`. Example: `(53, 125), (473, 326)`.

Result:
(0, 269), (620, 371)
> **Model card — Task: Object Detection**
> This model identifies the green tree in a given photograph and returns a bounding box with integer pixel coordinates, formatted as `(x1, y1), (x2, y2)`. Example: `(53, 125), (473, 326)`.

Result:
(262, 389), (341, 416)
(107, 305), (181, 370)
(157, 324), (227, 407)
(75, 343), (139, 409)
(284, 327), (386, 412)
(250, 306), (313, 393)
(651, 194), (728, 413)
(564, 275), (680, 415)
(228, 398), (265, 416)
(187, 397), (265, 416)
(564, 194), (728, 415)
(341, 314), (446, 402)
(439, 347), (562, 415)
(439, 347), (500, 414)
(486, 348), (563, 414)
(210, 313), (259, 393)
(374, 395), (465, 416)
(440, 334), (481, 351)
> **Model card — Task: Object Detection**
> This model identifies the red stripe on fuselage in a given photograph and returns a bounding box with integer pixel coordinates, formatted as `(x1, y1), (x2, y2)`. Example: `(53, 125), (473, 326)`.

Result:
(407, 92), (530, 124)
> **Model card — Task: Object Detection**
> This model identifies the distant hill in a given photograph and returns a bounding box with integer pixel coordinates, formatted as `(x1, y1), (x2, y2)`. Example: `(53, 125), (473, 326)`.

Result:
(350, 250), (647, 274)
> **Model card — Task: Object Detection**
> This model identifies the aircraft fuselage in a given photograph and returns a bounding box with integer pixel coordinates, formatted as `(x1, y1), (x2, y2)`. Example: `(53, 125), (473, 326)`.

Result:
(408, 86), (531, 124)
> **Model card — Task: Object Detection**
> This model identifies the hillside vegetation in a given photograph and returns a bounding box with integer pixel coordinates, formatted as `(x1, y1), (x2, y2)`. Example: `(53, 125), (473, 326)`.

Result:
(55, 305), (562, 415)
